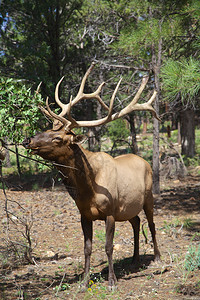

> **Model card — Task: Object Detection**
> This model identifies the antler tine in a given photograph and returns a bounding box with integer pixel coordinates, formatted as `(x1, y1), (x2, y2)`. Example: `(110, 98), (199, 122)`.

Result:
(71, 63), (109, 110)
(66, 76), (160, 129)
(116, 75), (150, 117)
(42, 64), (160, 131)
(39, 105), (51, 119)
(36, 81), (42, 94)
(69, 62), (96, 107)
(62, 78), (124, 130)
(78, 62), (96, 95)
(39, 97), (52, 119)
(113, 77), (160, 121)
(54, 63), (109, 119)
(44, 97), (70, 126)
(107, 77), (122, 120)
(54, 76), (68, 117)
(130, 76), (149, 105)
(64, 95), (79, 130)
(141, 90), (161, 121)
(85, 82), (109, 111)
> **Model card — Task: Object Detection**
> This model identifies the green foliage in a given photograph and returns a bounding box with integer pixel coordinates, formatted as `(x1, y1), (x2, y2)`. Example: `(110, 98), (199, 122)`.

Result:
(95, 229), (105, 243)
(185, 244), (200, 271)
(106, 119), (129, 144)
(85, 277), (120, 299)
(111, 0), (192, 59)
(160, 57), (200, 108)
(116, 15), (182, 56)
(182, 218), (194, 229)
(161, 217), (195, 237)
(0, 77), (43, 143)
(0, 0), (84, 85)
(184, 155), (200, 167)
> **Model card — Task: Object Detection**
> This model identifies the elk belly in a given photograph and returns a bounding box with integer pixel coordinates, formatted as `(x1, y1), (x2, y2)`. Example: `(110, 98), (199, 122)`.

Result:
(116, 180), (145, 220)
(115, 191), (144, 221)
(114, 154), (147, 220)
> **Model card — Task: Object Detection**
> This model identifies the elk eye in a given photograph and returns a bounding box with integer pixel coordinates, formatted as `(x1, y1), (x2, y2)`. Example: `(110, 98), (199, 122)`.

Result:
(52, 136), (63, 142)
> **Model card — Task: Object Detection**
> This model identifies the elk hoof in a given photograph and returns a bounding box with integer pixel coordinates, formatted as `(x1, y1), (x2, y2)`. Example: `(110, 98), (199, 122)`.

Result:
(154, 252), (161, 262)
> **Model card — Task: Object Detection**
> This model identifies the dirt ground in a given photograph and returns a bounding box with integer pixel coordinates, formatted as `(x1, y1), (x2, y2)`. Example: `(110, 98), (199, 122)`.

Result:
(0, 172), (200, 300)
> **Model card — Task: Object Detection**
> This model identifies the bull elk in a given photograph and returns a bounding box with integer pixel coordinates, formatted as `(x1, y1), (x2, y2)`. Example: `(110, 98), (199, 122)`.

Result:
(23, 63), (160, 290)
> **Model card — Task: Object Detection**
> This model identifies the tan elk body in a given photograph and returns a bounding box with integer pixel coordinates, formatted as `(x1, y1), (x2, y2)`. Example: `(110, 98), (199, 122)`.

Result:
(23, 63), (160, 290)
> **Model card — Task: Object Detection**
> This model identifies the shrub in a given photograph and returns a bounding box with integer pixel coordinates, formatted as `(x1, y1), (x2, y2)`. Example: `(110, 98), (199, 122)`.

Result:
(106, 119), (129, 143)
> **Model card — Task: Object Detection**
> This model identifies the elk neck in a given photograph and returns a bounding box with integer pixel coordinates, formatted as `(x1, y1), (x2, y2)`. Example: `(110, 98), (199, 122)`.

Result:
(54, 143), (97, 198)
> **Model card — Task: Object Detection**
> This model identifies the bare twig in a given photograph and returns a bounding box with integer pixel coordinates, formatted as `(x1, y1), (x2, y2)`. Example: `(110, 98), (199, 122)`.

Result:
(0, 139), (52, 168)
(0, 156), (35, 264)
(0, 159), (9, 220)
(55, 273), (66, 296)
(1, 139), (80, 172)
(38, 280), (56, 297)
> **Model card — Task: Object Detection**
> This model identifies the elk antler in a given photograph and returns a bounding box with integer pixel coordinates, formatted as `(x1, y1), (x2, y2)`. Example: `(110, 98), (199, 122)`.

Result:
(41, 63), (160, 131)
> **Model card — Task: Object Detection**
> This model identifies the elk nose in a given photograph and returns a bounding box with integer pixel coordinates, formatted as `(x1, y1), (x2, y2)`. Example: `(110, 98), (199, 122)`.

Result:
(22, 137), (31, 148)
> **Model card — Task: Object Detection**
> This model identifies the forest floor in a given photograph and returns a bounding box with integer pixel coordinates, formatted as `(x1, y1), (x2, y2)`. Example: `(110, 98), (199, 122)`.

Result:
(0, 169), (200, 300)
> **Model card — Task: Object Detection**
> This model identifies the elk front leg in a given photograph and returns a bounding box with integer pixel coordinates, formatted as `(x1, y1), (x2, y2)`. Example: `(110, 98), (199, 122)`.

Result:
(81, 215), (93, 289)
(105, 215), (117, 290)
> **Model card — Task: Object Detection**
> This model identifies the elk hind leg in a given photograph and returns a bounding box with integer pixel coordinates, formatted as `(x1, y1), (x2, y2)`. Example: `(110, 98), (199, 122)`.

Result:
(143, 195), (160, 261)
(129, 215), (140, 265)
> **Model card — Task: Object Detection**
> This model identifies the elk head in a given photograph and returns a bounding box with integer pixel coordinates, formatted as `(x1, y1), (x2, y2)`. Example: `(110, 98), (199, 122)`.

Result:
(22, 128), (85, 162)
(23, 62), (160, 161)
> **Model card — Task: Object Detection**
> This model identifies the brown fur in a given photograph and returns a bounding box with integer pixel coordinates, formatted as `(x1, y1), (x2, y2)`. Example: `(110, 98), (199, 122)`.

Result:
(23, 128), (160, 289)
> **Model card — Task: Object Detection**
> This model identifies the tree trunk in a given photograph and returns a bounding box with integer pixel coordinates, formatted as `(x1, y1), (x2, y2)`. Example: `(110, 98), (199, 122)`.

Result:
(94, 101), (103, 151)
(180, 108), (195, 157)
(152, 101), (160, 195)
(178, 121), (181, 144)
(151, 35), (162, 195)
(88, 129), (95, 151)
(4, 137), (11, 167)
(142, 116), (147, 134)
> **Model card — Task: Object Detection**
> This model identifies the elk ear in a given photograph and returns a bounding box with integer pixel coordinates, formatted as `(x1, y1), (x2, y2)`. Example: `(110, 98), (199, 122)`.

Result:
(71, 135), (86, 144)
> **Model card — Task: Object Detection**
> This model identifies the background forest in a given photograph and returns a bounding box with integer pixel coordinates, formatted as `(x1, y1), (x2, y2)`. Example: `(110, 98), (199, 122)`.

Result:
(0, 1), (200, 300)
(0, 0), (200, 192)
